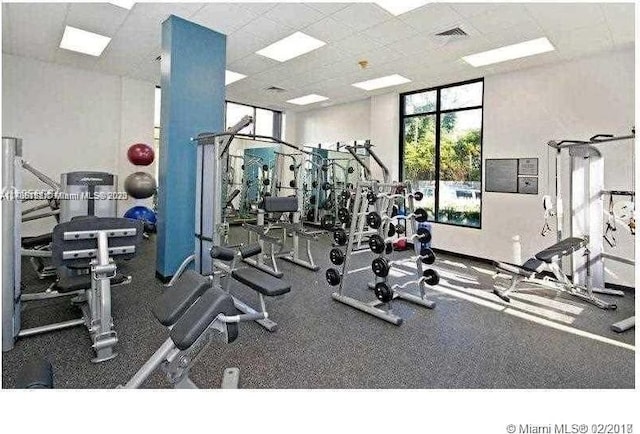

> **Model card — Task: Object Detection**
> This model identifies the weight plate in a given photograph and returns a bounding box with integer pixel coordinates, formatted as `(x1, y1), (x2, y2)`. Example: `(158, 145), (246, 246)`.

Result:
(413, 191), (424, 201)
(326, 268), (341, 286)
(368, 234), (385, 254)
(374, 282), (394, 303)
(333, 229), (348, 246)
(371, 257), (390, 277)
(422, 268), (439, 286)
(366, 212), (382, 229)
(329, 248), (345, 266)
(420, 247), (436, 265)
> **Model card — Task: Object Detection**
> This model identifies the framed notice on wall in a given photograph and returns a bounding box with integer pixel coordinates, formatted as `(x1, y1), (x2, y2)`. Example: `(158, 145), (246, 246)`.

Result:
(485, 159), (518, 193)
(518, 158), (538, 176)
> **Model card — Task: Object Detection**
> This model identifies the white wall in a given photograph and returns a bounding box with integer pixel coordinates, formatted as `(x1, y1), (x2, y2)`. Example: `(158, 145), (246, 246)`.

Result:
(2, 53), (155, 235)
(295, 98), (371, 146)
(292, 48), (635, 287)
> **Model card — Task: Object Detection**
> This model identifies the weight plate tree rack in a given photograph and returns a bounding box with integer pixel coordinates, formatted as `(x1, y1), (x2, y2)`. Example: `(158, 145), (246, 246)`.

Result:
(327, 178), (440, 325)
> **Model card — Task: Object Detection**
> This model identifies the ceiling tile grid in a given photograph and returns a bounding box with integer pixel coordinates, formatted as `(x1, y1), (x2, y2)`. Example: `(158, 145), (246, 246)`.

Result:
(2, 2), (635, 112)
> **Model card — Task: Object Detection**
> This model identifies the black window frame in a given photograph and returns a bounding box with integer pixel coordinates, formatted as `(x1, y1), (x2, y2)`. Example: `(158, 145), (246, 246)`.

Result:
(399, 77), (484, 229)
(225, 100), (283, 142)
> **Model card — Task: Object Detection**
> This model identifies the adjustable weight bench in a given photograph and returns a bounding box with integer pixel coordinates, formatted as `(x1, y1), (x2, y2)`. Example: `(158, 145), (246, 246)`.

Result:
(211, 244), (291, 332)
(124, 269), (266, 389)
(493, 237), (617, 310)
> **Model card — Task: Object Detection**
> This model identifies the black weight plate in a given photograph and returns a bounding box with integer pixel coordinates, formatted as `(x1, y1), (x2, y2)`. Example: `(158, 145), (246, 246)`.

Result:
(368, 234), (385, 254)
(371, 257), (390, 277)
(422, 268), (439, 286)
(326, 268), (341, 286)
(374, 282), (394, 303)
(329, 248), (345, 266)
(366, 212), (382, 229)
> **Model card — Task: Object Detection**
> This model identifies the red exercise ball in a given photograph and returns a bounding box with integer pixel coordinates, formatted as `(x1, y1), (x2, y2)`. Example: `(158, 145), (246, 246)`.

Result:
(127, 143), (155, 166)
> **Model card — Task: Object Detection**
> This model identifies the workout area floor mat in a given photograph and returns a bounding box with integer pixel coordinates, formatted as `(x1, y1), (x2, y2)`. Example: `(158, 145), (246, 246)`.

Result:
(2, 227), (635, 389)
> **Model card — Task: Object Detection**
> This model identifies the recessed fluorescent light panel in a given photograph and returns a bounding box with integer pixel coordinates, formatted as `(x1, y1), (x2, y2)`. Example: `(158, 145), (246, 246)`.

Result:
(256, 32), (326, 62)
(286, 94), (329, 105)
(462, 37), (555, 67)
(352, 74), (411, 91)
(375, 0), (429, 16)
(59, 26), (111, 57)
(225, 70), (247, 85)
(109, 1), (135, 10)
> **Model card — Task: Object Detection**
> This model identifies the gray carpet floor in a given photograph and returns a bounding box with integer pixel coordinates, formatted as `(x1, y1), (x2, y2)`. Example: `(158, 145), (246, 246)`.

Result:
(2, 227), (635, 388)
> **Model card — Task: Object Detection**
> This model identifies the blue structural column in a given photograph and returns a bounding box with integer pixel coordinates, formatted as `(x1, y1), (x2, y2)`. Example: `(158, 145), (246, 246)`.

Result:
(156, 15), (226, 280)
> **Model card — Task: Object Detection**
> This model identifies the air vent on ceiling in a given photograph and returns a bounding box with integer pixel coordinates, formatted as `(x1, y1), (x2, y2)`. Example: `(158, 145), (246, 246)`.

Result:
(436, 27), (468, 37)
(265, 86), (286, 93)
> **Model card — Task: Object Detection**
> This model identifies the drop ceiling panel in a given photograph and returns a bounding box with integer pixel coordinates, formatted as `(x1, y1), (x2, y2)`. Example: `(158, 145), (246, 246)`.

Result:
(400, 3), (464, 34)
(6, 2), (68, 62)
(526, 3), (606, 36)
(331, 32), (385, 57)
(226, 28), (272, 63)
(361, 18), (421, 45)
(306, 2), (354, 16)
(66, 3), (130, 37)
(467, 4), (536, 34)
(331, 3), (392, 32)
(239, 15), (295, 44)
(189, 3), (259, 35)
(302, 16), (354, 44)
(228, 54), (279, 77)
(264, 3), (326, 29)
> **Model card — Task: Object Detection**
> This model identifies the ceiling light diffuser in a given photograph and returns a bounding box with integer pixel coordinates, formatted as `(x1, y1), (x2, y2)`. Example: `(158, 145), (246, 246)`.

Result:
(109, 1), (135, 10)
(256, 32), (326, 62)
(352, 74), (412, 91)
(286, 94), (329, 105)
(225, 70), (247, 85)
(375, 0), (429, 16)
(59, 26), (111, 57)
(462, 37), (555, 67)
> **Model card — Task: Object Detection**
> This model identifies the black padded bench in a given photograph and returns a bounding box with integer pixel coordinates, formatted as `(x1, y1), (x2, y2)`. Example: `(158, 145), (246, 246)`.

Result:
(534, 237), (586, 263)
(231, 267), (291, 296)
(263, 196), (298, 213)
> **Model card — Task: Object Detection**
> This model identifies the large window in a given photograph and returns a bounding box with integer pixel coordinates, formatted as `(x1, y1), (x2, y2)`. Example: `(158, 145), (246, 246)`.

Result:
(400, 79), (483, 228)
(225, 101), (282, 140)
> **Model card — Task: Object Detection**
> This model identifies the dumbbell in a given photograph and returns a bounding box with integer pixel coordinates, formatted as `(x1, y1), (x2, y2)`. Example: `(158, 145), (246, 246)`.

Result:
(412, 191), (424, 201)
(262, 164), (269, 172)
(262, 179), (270, 186)
(368, 227), (431, 254)
(325, 268), (342, 286)
(406, 208), (429, 223)
(347, 167), (355, 174)
(422, 268), (439, 286)
(420, 247), (436, 265)
(289, 180), (297, 188)
(289, 164), (296, 171)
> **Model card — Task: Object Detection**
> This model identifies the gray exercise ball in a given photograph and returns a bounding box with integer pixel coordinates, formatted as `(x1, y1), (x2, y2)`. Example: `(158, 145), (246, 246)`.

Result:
(125, 171), (157, 199)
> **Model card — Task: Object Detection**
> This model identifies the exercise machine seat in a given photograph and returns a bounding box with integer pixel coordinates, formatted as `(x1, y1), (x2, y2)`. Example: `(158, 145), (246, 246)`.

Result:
(153, 270), (211, 326)
(169, 287), (238, 350)
(55, 273), (129, 293)
(231, 267), (291, 296)
(534, 237), (586, 263)
(22, 233), (53, 249)
(263, 196), (298, 213)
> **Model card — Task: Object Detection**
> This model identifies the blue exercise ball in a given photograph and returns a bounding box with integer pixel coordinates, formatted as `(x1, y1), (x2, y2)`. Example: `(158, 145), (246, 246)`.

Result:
(124, 206), (157, 224)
